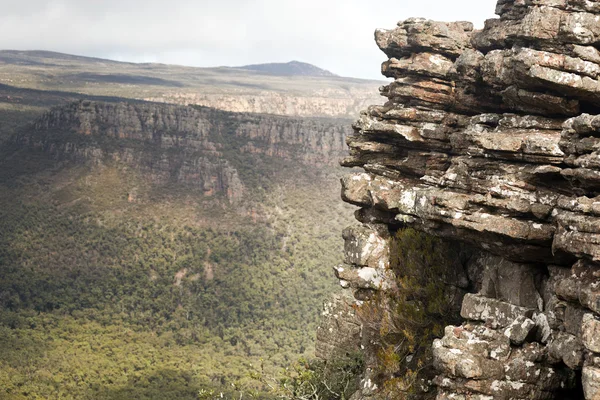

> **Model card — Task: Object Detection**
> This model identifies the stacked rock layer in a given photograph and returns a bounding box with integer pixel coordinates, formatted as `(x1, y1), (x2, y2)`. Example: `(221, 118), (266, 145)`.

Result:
(337, 0), (600, 398)
(18, 100), (351, 202)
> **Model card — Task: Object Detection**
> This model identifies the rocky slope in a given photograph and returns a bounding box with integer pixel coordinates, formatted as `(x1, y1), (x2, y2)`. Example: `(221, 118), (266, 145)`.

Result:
(326, 1), (600, 399)
(15, 100), (352, 202)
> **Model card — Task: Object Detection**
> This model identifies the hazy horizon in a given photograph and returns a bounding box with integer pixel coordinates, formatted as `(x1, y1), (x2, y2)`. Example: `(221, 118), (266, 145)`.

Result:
(0, 0), (498, 80)
(0, 50), (386, 81)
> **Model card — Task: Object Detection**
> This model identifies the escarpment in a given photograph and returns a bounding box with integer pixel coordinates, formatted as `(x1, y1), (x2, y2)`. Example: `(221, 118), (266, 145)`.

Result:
(327, 1), (600, 399)
(144, 89), (383, 119)
(15, 100), (351, 201)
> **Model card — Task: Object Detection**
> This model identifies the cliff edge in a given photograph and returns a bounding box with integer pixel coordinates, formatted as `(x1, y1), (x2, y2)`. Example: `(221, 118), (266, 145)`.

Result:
(329, 1), (600, 399)
(13, 100), (351, 202)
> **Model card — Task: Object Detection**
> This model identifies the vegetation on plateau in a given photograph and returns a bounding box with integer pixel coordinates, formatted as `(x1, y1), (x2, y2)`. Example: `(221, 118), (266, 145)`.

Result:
(0, 132), (353, 399)
(0, 58), (371, 399)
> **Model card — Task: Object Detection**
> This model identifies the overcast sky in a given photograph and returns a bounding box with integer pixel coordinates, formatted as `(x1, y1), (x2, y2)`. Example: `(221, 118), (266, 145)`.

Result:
(0, 0), (498, 80)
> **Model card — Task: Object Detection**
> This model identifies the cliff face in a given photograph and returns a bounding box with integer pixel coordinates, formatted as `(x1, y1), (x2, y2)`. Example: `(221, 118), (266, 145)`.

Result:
(144, 88), (382, 119)
(17, 100), (352, 201)
(332, 1), (600, 399)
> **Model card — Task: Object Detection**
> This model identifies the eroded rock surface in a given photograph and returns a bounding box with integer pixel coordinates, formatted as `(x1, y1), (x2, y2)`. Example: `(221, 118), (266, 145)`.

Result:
(316, 292), (362, 360)
(333, 0), (600, 398)
(17, 100), (352, 202)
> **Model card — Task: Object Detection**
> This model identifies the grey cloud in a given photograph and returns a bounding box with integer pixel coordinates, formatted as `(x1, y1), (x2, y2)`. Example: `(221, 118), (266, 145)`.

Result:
(0, 0), (497, 79)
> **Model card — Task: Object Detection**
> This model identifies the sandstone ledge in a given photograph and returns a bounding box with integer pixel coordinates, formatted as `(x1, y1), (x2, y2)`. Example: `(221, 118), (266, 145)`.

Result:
(335, 0), (600, 398)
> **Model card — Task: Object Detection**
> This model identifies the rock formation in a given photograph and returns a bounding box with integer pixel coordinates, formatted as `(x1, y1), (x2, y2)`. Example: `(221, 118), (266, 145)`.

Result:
(16, 100), (352, 202)
(143, 90), (382, 120)
(332, 0), (600, 398)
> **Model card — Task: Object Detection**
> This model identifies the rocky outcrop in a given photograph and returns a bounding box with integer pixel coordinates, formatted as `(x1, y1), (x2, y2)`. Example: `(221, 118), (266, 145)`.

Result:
(17, 100), (352, 201)
(315, 292), (362, 360)
(333, 1), (600, 398)
(144, 89), (382, 119)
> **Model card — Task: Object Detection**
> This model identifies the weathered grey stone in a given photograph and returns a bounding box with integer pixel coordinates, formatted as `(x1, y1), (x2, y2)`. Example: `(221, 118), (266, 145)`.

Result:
(334, 264), (393, 291)
(582, 313), (600, 353)
(433, 339), (498, 379)
(341, 173), (376, 207)
(434, 336), (573, 399)
(500, 85), (580, 115)
(435, 393), (490, 400)
(504, 316), (536, 345)
(439, 324), (511, 361)
(450, 49), (485, 83)
(554, 260), (600, 313)
(583, 366), (600, 400)
(433, 325), (509, 380)
(461, 294), (535, 328)
(532, 312), (553, 344)
(316, 293), (361, 360)
(376, 19), (473, 60)
(342, 224), (390, 269)
(547, 332), (585, 369)
(477, 255), (544, 309)
(563, 303), (587, 335)
(503, 349), (552, 384)
(337, 0), (600, 398)
(382, 53), (455, 79)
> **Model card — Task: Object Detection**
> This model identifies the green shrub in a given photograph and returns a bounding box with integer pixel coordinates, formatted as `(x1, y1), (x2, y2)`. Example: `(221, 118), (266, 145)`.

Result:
(358, 228), (465, 399)
(255, 351), (363, 400)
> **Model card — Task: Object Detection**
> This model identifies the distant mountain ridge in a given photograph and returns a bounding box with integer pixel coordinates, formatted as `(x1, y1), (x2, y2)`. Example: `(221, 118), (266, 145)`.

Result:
(0, 50), (383, 119)
(0, 50), (126, 66)
(235, 61), (338, 77)
(0, 51), (336, 78)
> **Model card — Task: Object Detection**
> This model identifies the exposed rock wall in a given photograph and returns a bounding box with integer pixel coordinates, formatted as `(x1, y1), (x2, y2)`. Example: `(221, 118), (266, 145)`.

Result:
(315, 292), (362, 360)
(30, 101), (351, 164)
(17, 100), (352, 201)
(334, 1), (600, 398)
(144, 89), (383, 119)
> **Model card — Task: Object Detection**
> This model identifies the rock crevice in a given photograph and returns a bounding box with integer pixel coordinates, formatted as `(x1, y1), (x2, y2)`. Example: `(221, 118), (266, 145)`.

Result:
(333, 1), (600, 398)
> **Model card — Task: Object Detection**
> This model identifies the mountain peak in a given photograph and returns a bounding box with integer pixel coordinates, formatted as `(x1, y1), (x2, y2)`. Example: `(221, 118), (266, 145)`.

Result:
(235, 61), (338, 77)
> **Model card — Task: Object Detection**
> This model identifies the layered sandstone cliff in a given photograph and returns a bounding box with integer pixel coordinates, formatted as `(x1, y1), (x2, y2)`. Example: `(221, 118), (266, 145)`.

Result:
(144, 88), (383, 119)
(16, 100), (351, 201)
(329, 1), (600, 399)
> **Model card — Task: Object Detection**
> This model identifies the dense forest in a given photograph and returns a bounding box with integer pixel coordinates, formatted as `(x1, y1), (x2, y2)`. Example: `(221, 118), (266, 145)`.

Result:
(0, 109), (355, 398)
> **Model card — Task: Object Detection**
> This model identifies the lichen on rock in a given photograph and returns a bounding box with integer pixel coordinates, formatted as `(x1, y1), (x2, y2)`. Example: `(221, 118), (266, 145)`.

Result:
(329, 0), (600, 398)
